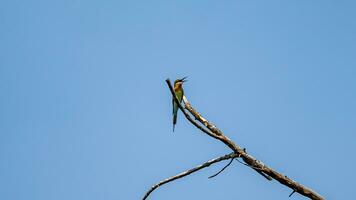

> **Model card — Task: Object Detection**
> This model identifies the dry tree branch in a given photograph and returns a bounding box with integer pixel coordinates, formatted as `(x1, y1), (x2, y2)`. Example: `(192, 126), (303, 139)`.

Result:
(142, 152), (238, 200)
(165, 79), (324, 200)
(208, 157), (234, 179)
(166, 80), (271, 180)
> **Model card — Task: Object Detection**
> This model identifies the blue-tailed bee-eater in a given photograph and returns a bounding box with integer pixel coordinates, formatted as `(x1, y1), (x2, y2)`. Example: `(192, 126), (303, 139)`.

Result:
(172, 77), (187, 132)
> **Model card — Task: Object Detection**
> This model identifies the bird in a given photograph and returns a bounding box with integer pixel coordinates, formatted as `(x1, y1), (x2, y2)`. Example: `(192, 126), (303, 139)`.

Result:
(172, 77), (187, 132)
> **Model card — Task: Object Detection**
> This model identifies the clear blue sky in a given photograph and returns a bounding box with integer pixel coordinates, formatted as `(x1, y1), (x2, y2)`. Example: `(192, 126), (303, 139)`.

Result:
(1, 1), (355, 199)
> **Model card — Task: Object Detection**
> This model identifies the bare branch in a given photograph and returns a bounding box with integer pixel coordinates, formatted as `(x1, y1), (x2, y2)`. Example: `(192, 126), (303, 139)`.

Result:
(165, 79), (324, 200)
(208, 157), (234, 179)
(142, 152), (238, 200)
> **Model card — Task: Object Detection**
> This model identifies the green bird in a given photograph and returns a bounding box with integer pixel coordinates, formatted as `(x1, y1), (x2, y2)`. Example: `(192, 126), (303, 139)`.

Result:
(172, 77), (187, 132)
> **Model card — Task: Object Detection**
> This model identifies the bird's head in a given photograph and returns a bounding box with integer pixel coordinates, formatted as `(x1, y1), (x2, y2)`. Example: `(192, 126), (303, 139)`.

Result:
(174, 76), (188, 87)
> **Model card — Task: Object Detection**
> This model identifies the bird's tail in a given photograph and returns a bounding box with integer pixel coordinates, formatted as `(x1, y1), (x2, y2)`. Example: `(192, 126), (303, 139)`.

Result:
(173, 114), (177, 132)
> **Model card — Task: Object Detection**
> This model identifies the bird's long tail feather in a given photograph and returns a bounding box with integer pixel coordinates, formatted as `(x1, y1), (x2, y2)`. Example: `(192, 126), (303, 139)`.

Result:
(173, 113), (177, 132)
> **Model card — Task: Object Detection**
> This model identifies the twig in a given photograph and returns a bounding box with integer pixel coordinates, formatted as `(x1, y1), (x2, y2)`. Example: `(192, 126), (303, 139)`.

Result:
(165, 79), (324, 200)
(289, 190), (296, 197)
(235, 158), (272, 180)
(208, 157), (234, 179)
(142, 153), (238, 200)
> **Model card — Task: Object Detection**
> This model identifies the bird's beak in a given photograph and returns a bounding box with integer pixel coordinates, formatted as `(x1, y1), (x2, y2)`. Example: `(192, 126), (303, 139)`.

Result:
(180, 76), (188, 83)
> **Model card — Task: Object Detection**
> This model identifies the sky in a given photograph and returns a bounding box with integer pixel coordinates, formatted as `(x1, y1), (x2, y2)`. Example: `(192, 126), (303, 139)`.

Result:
(1, 1), (355, 199)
